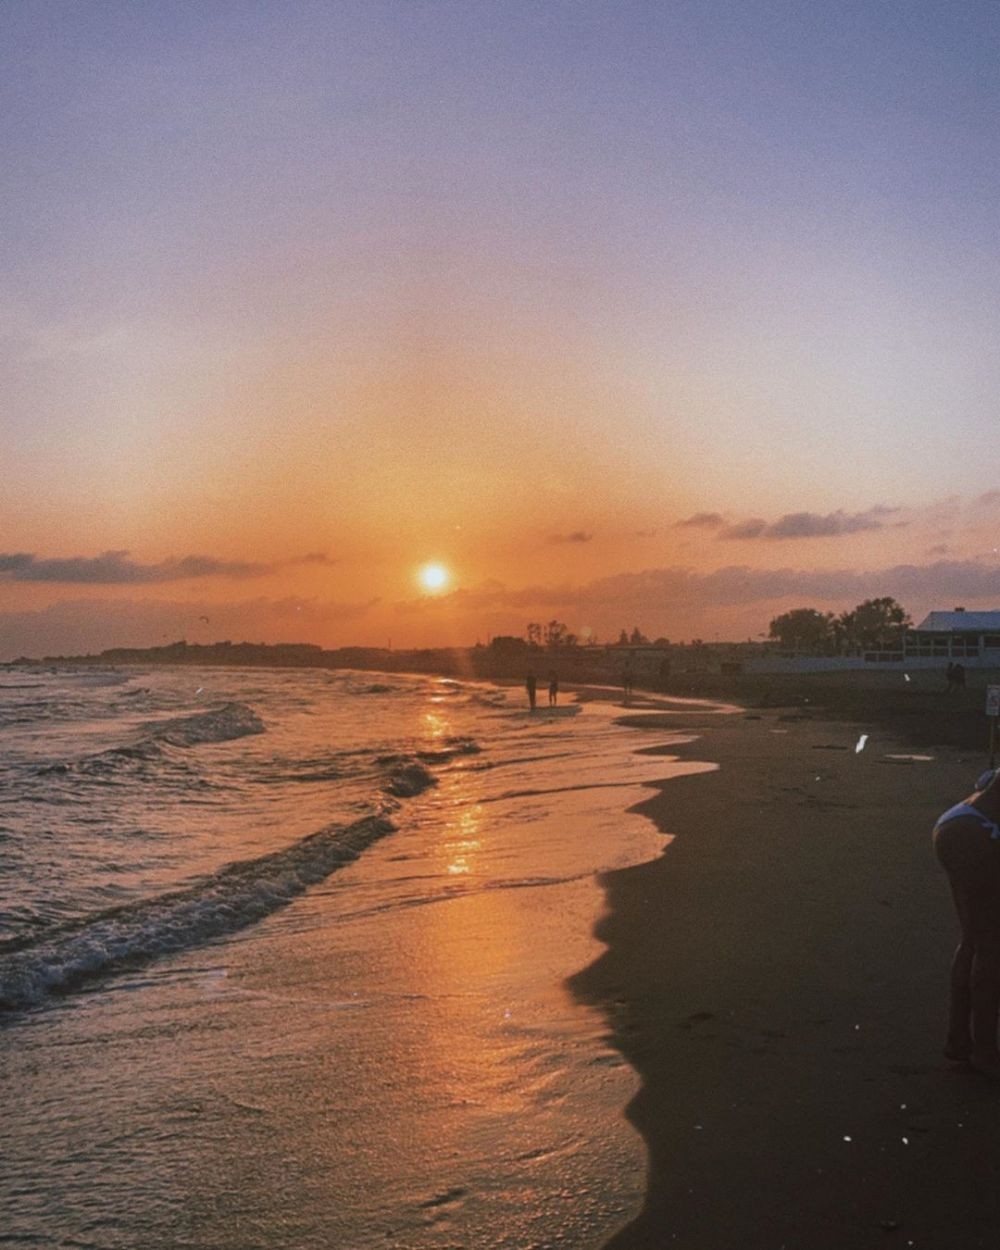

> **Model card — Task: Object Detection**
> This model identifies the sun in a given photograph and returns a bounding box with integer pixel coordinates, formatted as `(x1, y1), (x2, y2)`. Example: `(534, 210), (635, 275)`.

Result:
(418, 562), (451, 593)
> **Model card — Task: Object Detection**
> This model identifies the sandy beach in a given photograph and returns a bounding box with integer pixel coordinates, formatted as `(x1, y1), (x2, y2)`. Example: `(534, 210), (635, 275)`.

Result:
(573, 696), (1000, 1250)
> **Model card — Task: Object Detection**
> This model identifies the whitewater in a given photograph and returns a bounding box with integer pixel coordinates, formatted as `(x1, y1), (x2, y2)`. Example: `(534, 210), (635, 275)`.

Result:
(1, 664), (716, 1248)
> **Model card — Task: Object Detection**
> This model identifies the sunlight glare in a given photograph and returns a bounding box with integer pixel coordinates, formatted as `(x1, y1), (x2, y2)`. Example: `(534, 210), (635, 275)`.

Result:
(418, 562), (450, 593)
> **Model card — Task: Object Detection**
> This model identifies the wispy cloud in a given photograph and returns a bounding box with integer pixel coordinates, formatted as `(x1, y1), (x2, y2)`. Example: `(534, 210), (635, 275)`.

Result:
(0, 550), (336, 584)
(0, 551), (272, 584)
(719, 507), (899, 541)
(296, 552), (337, 566)
(548, 531), (593, 544)
(674, 512), (725, 529)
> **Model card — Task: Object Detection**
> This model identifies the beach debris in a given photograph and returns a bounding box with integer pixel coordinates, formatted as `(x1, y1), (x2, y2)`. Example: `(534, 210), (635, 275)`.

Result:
(904, 673), (911, 682)
(902, 1137), (909, 1145)
(195, 687), (204, 695)
(879, 1219), (901, 1231)
(855, 734), (869, 754)
(843, 1135), (853, 1142)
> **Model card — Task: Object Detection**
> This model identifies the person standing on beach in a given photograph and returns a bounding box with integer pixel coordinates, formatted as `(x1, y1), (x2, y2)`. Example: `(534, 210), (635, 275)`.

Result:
(933, 768), (1000, 1076)
(548, 671), (558, 706)
(622, 661), (633, 703)
(525, 670), (537, 711)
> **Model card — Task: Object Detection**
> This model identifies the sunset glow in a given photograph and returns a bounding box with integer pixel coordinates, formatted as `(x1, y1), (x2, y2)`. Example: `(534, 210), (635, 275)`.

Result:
(2, 4), (999, 659)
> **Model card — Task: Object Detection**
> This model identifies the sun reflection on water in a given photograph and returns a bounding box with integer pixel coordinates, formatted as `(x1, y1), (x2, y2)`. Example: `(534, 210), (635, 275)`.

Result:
(444, 805), (483, 876)
(422, 710), (449, 740)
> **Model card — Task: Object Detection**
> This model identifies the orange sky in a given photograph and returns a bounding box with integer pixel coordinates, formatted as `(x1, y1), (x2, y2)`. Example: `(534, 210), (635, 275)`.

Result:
(3, 4), (999, 658)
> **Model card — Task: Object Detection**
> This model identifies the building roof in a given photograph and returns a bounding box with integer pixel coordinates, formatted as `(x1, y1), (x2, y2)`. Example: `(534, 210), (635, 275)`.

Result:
(915, 611), (1000, 633)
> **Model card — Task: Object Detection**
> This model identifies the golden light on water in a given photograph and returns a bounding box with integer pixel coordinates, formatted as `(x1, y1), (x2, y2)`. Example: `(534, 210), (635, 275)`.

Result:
(417, 562), (450, 593)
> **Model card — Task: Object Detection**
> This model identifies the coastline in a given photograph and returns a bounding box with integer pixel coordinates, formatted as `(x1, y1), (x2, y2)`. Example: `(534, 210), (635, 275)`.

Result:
(573, 699), (1000, 1249)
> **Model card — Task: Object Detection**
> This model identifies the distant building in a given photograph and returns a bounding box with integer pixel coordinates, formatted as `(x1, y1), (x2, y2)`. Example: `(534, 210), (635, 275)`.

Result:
(905, 609), (1000, 665)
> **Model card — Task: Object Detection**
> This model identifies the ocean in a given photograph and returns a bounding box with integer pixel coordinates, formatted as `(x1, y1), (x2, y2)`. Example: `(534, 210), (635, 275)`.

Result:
(1, 665), (716, 1248)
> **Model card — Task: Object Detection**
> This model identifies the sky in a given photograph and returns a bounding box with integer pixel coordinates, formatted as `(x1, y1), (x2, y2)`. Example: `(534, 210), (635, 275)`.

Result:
(2, 0), (999, 657)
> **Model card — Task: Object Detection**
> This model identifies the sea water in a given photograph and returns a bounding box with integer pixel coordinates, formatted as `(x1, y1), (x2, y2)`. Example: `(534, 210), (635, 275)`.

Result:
(1, 665), (717, 1248)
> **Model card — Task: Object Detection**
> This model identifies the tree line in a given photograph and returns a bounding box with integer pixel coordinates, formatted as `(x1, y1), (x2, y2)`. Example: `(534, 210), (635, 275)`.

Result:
(767, 597), (912, 653)
(488, 622), (670, 653)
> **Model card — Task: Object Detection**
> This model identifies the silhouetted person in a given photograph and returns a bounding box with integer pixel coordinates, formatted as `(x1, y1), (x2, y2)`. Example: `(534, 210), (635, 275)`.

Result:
(934, 768), (1000, 1077)
(622, 662), (634, 702)
(548, 671), (558, 706)
(946, 662), (956, 692)
(955, 662), (967, 689)
(525, 670), (537, 711)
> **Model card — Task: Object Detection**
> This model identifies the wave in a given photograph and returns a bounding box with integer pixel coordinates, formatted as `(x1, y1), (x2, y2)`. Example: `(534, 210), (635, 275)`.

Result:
(36, 702), (265, 779)
(144, 701), (265, 747)
(0, 813), (396, 1010)
(416, 738), (482, 764)
(384, 760), (438, 797)
(378, 738), (481, 768)
(38, 742), (162, 779)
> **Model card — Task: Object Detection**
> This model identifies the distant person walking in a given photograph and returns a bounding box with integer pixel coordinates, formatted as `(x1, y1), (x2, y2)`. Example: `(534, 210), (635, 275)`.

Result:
(933, 768), (1000, 1077)
(525, 670), (537, 712)
(548, 671), (559, 706)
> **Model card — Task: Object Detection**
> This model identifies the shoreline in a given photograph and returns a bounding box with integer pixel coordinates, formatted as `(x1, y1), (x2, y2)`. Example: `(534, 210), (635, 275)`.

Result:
(573, 699), (1000, 1249)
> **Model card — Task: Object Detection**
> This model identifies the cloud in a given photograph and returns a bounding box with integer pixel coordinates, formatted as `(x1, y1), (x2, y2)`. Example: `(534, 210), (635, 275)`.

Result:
(720, 518), (768, 540)
(548, 531), (593, 544)
(674, 512), (725, 529)
(296, 552), (337, 566)
(719, 507), (898, 541)
(0, 549), (339, 583)
(0, 550), (272, 584)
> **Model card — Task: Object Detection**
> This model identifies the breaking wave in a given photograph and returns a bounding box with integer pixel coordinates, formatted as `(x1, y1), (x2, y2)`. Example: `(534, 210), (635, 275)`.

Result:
(144, 702), (266, 747)
(383, 759), (438, 797)
(5, 740), (458, 1008)
(0, 813), (396, 1010)
(37, 702), (266, 777)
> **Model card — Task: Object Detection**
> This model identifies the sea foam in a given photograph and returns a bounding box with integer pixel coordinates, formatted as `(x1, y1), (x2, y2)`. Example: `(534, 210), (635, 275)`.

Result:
(0, 813), (395, 1010)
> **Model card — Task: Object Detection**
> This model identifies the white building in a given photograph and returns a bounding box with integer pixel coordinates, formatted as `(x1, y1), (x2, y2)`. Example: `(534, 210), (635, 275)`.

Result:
(904, 610), (1000, 666)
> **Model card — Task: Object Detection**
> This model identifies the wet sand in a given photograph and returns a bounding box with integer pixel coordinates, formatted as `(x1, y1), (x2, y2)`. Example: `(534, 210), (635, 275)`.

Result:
(572, 704), (1000, 1249)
